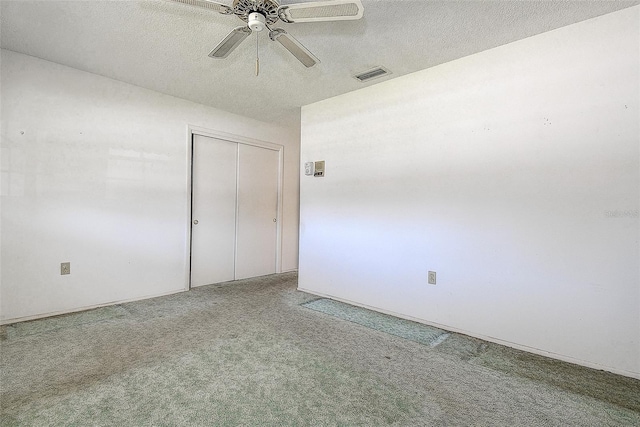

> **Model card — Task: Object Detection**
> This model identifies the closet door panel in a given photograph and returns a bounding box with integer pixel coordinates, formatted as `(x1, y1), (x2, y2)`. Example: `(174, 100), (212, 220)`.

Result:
(235, 144), (279, 279)
(190, 135), (237, 286)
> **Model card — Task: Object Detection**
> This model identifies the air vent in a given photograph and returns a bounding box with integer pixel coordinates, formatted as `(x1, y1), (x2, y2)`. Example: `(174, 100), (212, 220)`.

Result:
(354, 66), (391, 82)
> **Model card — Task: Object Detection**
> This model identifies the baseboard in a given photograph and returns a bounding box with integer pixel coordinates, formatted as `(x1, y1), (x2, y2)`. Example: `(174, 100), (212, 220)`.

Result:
(0, 288), (187, 325)
(2, 272), (299, 325)
(297, 287), (640, 380)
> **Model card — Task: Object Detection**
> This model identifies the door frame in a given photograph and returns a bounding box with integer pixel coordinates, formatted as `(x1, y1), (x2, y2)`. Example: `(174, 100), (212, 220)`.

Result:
(183, 125), (284, 290)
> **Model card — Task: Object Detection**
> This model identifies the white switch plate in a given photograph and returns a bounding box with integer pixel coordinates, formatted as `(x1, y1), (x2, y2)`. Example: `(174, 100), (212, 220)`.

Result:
(304, 162), (314, 176)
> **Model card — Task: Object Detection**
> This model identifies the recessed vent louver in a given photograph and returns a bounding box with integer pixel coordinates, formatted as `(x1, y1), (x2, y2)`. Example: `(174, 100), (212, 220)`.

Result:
(354, 66), (391, 82)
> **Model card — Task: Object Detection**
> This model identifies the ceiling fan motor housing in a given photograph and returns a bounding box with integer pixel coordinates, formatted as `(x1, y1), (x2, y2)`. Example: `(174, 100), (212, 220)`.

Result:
(248, 12), (266, 31)
(231, 0), (280, 26)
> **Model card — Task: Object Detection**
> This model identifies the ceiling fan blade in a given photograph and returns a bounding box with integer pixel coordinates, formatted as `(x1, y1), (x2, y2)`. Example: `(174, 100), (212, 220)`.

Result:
(269, 28), (320, 68)
(170, 0), (234, 14)
(209, 26), (252, 59)
(277, 0), (363, 23)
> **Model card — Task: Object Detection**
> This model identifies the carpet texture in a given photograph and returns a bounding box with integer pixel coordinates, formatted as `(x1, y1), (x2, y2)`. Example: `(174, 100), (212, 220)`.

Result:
(302, 298), (450, 347)
(1, 272), (639, 426)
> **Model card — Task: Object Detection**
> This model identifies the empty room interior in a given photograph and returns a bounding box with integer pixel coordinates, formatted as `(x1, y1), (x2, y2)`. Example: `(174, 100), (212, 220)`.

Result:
(1, 0), (639, 425)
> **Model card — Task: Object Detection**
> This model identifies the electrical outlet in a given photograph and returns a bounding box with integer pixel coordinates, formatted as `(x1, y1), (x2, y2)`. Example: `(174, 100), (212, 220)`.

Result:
(61, 262), (70, 275)
(428, 271), (436, 285)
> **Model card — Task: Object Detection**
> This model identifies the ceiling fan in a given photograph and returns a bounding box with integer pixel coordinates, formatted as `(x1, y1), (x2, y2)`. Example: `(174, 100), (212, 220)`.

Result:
(171, 0), (364, 71)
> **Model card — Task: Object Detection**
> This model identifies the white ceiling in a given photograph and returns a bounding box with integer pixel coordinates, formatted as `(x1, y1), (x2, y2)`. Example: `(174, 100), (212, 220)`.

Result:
(1, 0), (637, 127)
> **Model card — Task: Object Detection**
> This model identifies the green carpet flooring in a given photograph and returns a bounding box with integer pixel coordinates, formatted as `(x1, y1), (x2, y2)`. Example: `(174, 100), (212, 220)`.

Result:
(1, 272), (638, 426)
(303, 298), (450, 347)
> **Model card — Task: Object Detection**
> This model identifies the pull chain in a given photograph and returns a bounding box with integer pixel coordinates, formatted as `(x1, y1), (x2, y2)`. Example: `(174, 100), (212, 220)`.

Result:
(255, 32), (260, 76)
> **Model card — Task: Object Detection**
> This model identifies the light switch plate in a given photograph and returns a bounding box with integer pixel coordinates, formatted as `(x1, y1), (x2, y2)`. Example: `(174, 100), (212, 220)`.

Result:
(304, 162), (314, 176)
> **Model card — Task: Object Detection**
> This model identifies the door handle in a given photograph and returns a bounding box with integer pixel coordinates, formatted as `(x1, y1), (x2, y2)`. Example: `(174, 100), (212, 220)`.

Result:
(273, 218), (277, 222)
(193, 220), (199, 225)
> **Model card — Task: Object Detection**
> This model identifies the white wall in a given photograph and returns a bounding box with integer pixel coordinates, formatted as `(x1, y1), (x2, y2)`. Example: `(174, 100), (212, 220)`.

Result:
(299, 7), (639, 378)
(0, 49), (300, 323)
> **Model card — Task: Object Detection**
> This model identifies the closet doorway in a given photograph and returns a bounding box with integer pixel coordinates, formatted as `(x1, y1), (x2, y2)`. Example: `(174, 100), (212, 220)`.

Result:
(189, 131), (282, 287)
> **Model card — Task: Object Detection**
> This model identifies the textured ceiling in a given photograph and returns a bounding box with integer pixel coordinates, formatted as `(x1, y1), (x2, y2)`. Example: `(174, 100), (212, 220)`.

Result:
(1, 0), (638, 126)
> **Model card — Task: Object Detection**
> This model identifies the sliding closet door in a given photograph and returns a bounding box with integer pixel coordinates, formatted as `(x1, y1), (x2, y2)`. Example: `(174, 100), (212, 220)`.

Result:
(235, 144), (279, 280)
(190, 135), (237, 287)
(191, 134), (280, 287)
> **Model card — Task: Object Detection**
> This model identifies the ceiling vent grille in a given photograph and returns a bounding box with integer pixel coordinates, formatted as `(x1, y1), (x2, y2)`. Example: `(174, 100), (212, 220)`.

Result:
(354, 66), (391, 82)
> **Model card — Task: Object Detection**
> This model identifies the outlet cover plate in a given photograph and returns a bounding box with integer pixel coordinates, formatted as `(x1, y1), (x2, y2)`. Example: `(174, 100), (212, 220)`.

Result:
(428, 271), (436, 285)
(61, 262), (70, 275)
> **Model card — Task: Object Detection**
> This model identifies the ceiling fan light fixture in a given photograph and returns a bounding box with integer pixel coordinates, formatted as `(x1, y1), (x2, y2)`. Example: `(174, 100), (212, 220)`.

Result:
(248, 12), (266, 31)
(170, 0), (364, 68)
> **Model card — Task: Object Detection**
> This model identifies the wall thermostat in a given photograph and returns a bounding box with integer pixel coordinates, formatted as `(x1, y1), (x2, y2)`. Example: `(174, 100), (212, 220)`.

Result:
(314, 161), (325, 177)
